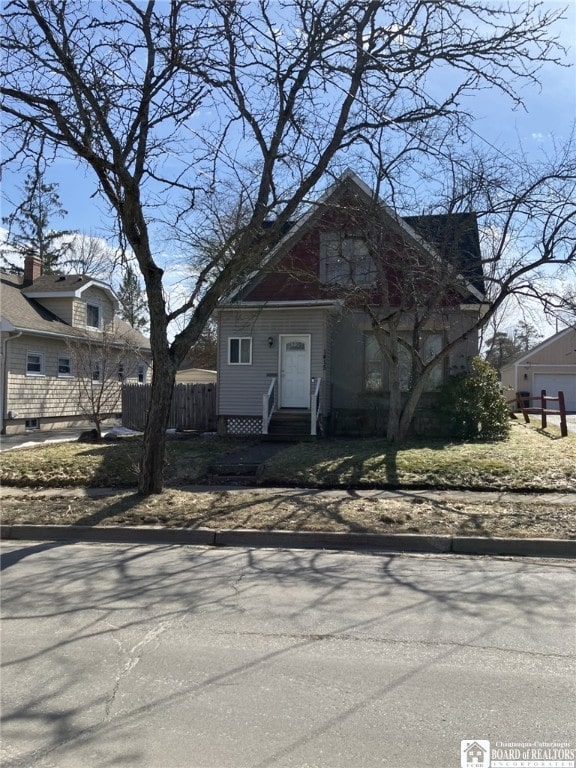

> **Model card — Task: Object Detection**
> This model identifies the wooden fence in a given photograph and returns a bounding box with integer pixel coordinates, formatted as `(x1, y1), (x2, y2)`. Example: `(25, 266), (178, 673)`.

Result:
(122, 383), (217, 432)
(509, 389), (569, 437)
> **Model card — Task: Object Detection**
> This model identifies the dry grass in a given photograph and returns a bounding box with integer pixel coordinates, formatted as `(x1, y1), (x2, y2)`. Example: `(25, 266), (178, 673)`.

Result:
(1, 423), (574, 540)
(1, 487), (574, 539)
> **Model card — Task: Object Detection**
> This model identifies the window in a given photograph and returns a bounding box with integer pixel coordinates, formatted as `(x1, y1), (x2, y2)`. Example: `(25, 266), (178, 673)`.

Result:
(364, 332), (444, 392)
(86, 303), (101, 329)
(25, 418), (40, 430)
(228, 337), (252, 365)
(137, 363), (147, 383)
(322, 234), (375, 286)
(92, 360), (102, 382)
(118, 363), (124, 382)
(58, 356), (72, 377)
(26, 352), (44, 376)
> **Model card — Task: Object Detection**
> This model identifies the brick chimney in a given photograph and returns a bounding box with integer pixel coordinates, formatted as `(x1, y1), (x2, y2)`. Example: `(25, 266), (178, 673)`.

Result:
(23, 255), (42, 286)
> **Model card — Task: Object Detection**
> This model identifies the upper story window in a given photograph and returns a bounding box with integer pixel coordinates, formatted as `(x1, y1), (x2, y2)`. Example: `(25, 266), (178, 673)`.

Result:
(228, 337), (252, 365)
(321, 233), (375, 286)
(86, 303), (101, 330)
(26, 351), (44, 376)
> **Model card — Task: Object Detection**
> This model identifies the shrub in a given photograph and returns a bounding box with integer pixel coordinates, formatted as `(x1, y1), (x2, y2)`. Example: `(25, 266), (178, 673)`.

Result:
(438, 357), (511, 440)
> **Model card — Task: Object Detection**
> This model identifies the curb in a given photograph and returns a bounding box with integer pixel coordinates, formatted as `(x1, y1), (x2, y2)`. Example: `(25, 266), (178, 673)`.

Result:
(1, 524), (575, 559)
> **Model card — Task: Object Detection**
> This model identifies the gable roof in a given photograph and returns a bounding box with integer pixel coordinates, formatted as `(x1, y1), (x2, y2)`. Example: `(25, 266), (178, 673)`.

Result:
(227, 169), (485, 303)
(501, 325), (576, 369)
(0, 271), (149, 349)
(22, 273), (119, 310)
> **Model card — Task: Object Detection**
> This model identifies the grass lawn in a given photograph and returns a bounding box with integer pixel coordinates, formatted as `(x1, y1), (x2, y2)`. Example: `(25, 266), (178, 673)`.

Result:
(1, 423), (574, 539)
(262, 422), (576, 491)
(1, 422), (574, 491)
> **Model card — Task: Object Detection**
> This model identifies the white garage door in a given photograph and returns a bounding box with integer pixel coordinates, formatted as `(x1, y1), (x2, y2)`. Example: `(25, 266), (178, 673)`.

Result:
(533, 373), (576, 412)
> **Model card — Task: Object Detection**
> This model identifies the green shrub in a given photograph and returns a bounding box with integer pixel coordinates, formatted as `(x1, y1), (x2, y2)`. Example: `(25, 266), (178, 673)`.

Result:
(438, 357), (511, 440)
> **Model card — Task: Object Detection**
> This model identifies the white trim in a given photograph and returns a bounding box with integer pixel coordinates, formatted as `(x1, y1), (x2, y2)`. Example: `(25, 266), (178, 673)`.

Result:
(279, 333), (311, 408)
(217, 300), (342, 311)
(86, 302), (102, 330)
(26, 350), (45, 376)
(57, 355), (74, 378)
(23, 279), (120, 310)
(92, 359), (102, 382)
(228, 337), (252, 365)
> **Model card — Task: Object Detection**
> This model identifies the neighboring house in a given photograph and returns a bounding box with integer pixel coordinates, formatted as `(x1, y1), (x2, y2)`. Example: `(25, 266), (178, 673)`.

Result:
(501, 326), (576, 412)
(175, 366), (217, 385)
(0, 255), (151, 434)
(215, 170), (486, 438)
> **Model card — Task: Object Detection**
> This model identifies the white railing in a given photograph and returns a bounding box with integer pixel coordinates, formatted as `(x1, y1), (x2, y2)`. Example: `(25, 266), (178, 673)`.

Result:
(310, 377), (322, 436)
(262, 377), (277, 434)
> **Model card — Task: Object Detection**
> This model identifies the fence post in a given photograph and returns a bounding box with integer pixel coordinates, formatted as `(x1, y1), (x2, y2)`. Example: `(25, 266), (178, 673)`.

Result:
(558, 391), (568, 437)
(541, 389), (547, 429)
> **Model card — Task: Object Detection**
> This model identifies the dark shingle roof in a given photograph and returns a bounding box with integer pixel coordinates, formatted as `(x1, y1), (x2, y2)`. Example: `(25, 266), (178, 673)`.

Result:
(403, 213), (485, 296)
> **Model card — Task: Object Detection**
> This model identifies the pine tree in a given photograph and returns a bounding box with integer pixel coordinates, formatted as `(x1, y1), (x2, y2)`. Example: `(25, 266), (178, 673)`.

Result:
(117, 265), (148, 331)
(2, 168), (73, 274)
(484, 331), (523, 374)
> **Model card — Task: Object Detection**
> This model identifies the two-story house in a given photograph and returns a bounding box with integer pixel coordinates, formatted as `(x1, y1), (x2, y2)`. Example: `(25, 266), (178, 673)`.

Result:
(0, 254), (151, 434)
(215, 170), (487, 438)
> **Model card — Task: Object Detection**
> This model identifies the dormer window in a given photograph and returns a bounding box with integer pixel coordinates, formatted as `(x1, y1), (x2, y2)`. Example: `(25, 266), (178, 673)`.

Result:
(86, 303), (101, 329)
(321, 233), (375, 286)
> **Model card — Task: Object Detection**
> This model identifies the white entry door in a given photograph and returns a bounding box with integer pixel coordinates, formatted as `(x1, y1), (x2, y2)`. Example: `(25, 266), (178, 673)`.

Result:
(280, 335), (311, 408)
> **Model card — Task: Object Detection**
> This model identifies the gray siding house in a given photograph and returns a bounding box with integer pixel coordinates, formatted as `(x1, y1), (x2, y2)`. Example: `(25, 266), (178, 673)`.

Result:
(215, 171), (486, 438)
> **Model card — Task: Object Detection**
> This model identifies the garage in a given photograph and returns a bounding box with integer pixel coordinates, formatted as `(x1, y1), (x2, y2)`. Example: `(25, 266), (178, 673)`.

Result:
(533, 373), (576, 412)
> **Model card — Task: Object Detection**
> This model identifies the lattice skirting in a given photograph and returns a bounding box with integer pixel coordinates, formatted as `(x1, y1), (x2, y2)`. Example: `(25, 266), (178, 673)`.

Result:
(225, 416), (263, 435)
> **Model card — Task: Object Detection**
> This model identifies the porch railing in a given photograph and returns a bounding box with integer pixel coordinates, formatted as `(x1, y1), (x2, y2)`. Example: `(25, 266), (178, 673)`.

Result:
(262, 377), (277, 434)
(310, 377), (322, 436)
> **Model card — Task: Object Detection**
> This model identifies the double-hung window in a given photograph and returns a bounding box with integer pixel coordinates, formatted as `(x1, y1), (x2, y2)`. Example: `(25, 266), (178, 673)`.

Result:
(26, 352), (44, 376)
(58, 356), (73, 377)
(228, 337), (252, 365)
(92, 360), (102, 382)
(86, 303), (101, 330)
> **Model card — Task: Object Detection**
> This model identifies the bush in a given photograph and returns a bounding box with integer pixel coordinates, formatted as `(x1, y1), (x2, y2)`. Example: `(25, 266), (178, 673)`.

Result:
(438, 357), (511, 440)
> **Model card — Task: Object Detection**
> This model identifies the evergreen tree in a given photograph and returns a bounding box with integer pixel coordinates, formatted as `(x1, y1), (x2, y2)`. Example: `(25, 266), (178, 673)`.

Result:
(2, 168), (73, 274)
(513, 321), (543, 352)
(484, 332), (522, 374)
(439, 357), (511, 440)
(117, 264), (148, 332)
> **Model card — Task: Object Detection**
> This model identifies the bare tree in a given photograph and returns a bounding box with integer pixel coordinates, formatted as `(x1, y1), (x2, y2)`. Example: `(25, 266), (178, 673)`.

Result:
(1, 0), (568, 491)
(63, 233), (119, 282)
(66, 323), (147, 438)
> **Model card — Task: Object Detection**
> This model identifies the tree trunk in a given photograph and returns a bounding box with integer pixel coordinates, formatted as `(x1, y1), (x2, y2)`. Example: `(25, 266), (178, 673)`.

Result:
(397, 374), (431, 441)
(137, 359), (177, 495)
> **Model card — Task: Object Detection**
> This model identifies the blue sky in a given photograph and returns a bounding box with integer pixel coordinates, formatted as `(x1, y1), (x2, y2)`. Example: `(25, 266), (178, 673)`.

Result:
(2, 1), (575, 338)
(3, 2), (574, 236)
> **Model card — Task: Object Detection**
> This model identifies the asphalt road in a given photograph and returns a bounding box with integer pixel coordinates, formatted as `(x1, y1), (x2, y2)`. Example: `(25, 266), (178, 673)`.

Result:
(1, 543), (575, 768)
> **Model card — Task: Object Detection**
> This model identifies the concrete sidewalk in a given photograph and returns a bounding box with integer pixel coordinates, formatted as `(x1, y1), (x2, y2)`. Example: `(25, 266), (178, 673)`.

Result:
(1, 483), (575, 506)
(2, 484), (575, 559)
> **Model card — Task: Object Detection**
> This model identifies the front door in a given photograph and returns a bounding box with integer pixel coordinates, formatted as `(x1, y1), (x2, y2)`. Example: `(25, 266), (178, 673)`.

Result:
(280, 335), (311, 408)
